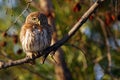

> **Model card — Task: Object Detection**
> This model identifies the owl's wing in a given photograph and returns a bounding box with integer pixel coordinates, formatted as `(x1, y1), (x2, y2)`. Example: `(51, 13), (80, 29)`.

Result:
(47, 24), (53, 36)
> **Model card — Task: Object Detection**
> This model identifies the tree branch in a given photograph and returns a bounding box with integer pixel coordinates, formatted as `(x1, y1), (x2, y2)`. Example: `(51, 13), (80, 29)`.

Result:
(0, 0), (105, 69)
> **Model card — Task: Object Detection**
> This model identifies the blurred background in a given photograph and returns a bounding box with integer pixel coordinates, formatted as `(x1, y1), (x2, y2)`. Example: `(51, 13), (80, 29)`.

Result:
(0, 0), (120, 80)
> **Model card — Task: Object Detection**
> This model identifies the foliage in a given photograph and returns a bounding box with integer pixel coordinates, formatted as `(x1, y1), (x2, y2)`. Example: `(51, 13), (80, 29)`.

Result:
(0, 0), (120, 80)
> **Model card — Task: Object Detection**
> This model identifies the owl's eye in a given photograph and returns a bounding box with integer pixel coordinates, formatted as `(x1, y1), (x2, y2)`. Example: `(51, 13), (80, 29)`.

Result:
(32, 17), (36, 20)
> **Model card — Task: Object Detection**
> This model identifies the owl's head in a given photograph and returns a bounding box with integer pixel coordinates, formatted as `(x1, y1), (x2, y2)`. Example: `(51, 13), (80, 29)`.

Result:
(25, 12), (48, 25)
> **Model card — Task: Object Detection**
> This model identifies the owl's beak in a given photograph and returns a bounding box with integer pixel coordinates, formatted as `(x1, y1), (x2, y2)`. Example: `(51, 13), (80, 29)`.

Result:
(37, 18), (40, 25)
(38, 21), (40, 25)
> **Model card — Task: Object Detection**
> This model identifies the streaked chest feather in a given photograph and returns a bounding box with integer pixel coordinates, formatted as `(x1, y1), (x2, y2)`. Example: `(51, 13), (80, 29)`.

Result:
(21, 28), (51, 52)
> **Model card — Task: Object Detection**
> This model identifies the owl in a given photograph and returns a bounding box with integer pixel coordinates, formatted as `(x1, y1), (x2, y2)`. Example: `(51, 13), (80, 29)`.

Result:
(20, 12), (52, 61)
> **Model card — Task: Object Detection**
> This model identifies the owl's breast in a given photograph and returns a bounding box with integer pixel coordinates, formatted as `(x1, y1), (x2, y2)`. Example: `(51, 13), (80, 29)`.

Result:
(21, 28), (51, 53)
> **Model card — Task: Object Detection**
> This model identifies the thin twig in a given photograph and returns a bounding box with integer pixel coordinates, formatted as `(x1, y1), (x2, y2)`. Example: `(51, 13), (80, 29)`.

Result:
(5, 2), (31, 33)
(66, 44), (87, 69)
(66, 44), (86, 53)
(96, 17), (112, 75)
(0, 0), (105, 69)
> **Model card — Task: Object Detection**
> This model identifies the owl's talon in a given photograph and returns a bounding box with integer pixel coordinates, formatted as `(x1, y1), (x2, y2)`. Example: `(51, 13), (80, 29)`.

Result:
(34, 54), (37, 57)
(26, 53), (36, 64)
(27, 55), (33, 59)
(34, 52), (39, 57)
(50, 51), (57, 63)
(51, 55), (57, 63)
(26, 53), (34, 59)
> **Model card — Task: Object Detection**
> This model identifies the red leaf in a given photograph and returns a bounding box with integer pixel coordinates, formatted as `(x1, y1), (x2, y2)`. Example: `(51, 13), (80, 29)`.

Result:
(73, 3), (81, 12)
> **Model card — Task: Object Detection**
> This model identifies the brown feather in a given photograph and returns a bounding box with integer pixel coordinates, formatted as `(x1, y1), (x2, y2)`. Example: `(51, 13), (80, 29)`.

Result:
(20, 12), (52, 64)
